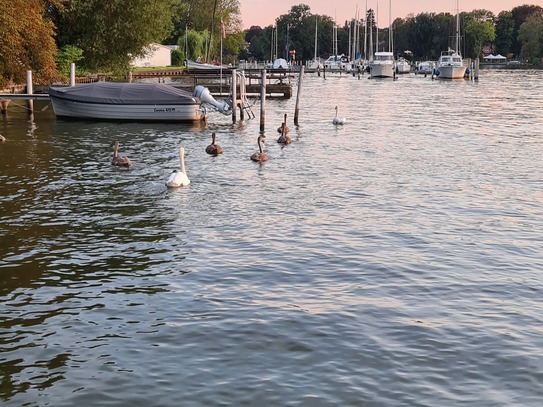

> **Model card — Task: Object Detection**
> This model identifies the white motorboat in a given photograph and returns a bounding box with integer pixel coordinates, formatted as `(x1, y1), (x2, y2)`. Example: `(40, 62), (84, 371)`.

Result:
(370, 51), (395, 78)
(324, 55), (350, 71)
(369, 0), (395, 79)
(186, 59), (230, 70)
(416, 61), (435, 75)
(48, 82), (218, 122)
(395, 57), (411, 74)
(434, 0), (467, 79)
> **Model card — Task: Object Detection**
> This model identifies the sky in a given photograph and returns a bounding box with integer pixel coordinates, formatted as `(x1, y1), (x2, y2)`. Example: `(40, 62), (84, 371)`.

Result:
(239, 0), (542, 28)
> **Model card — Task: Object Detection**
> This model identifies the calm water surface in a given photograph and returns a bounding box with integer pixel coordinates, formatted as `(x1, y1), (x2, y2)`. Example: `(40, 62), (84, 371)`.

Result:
(1, 70), (542, 406)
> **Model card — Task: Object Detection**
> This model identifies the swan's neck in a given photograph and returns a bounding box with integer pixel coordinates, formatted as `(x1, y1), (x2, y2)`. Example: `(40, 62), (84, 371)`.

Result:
(259, 138), (263, 153)
(113, 143), (118, 158)
(180, 150), (186, 174)
(212, 134), (216, 145)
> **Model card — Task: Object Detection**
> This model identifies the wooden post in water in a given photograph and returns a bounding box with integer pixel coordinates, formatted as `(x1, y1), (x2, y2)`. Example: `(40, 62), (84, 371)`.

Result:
(474, 59), (480, 81)
(26, 70), (33, 112)
(294, 66), (304, 126)
(231, 69), (237, 123)
(127, 71), (133, 83)
(1, 99), (10, 115)
(70, 63), (76, 86)
(259, 69), (266, 132)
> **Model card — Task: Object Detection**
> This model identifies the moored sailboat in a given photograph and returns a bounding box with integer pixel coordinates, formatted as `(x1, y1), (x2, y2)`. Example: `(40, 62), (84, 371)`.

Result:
(434, 0), (467, 79)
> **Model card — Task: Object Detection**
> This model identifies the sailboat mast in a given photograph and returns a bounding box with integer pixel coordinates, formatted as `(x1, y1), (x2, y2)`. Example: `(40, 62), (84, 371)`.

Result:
(314, 16), (318, 61)
(455, 0), (460, 53)
(364, 1), (367, 60)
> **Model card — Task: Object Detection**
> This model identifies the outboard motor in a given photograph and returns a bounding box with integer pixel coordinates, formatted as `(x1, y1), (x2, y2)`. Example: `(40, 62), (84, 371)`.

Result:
(193, 85), (229, 114)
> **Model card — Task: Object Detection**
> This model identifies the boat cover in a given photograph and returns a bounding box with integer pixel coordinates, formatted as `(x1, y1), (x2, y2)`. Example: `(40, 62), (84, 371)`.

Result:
(48, 82), (200, 105)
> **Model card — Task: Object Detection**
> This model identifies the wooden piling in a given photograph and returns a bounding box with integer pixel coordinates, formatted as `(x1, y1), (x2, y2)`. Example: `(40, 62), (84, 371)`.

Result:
(259, 69), (266, 132)
(26, 70), (33, 112)
(231, 69), (237, 123)
(1, 99), (10, 114)
(294, 66), (304, 126)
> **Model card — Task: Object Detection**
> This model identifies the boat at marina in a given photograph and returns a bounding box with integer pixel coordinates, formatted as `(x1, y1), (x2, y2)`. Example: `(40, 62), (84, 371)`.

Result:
(434, 0), (467, 79)
(395, 57), (411, 74)
(369, 0), (395, 78)
(416, 61), (435, 74)
(186, 59), (230, 70)
(48, 82), (210, 122)
(370, 52), (395, 78)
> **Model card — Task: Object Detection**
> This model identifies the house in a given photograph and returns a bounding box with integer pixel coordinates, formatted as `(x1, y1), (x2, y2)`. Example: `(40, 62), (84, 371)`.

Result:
(131, 43), (172, 68)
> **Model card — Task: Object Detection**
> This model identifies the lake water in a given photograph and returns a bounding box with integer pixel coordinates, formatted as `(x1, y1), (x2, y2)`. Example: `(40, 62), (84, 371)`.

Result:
(1, 69), (542, 406)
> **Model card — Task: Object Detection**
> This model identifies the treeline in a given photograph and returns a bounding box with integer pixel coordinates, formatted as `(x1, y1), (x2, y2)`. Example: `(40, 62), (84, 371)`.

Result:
(1, 1), (542, 90)
(0, 0), (245, 89)
(243, 4), (543, 64)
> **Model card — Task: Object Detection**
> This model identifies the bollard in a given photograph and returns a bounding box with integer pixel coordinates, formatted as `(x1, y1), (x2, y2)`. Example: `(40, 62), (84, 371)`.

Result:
(293, 66), (304, 126)
(70, 63), (76, 86)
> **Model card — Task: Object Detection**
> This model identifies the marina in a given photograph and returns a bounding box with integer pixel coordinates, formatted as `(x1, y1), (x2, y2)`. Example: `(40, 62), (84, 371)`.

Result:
(1, 69), (543, 406)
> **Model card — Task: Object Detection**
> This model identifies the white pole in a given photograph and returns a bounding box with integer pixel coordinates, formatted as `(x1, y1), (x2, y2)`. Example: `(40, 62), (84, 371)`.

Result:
(70, 63), (76, 86)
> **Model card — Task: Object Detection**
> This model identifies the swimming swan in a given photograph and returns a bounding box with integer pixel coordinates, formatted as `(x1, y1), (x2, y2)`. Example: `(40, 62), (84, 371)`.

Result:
(111, 141), (131, 167)
(250, 135), (268, 162)
(166, 147), (191, 187)
(205, 132), (223, 155)
(277, 123), (292, 145)
(277, 113), (290, 134)
(332, 106), (346, 125)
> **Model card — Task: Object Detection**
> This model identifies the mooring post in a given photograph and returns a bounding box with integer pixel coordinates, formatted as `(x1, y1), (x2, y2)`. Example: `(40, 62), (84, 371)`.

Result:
(474, 59), (480, 81)
(127, 71), (133, 83)
(70, 63), (76, 86)
(294, 66), (304, 126)
(259, 69), (266, 132)
(1, 99), (10, 114)
(231, 69), (237, 123)
(26, 70), (33, 112)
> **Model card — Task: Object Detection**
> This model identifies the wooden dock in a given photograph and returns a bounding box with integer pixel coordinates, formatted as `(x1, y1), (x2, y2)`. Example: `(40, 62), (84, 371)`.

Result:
(131, 68), (293, 98)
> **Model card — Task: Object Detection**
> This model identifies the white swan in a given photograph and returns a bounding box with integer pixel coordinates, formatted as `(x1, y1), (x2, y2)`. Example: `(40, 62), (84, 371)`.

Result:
(332, 106), (346, 125)
(111, 141), (131, 167)
(166, 147), (190, 187)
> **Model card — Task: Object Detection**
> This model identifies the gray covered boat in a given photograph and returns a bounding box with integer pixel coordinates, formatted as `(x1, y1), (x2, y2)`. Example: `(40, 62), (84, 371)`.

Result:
(48, 82), (207, 122)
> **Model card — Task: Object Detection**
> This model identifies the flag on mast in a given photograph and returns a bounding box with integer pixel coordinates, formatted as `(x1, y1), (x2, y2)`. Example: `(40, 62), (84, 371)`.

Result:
(221, 20), (226, 39)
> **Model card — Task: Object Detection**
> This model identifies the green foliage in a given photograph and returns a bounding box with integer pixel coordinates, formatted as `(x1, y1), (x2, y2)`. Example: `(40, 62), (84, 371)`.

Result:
(171, 49), (185, 66)
(55, 45), (84, 76)
(179, 29), (208, 61)
(0, 0), (59, 88)
(463, 13), (496, 59)
(53, 0), (176, 73)
(518, 12), (543, 64)
(494, 11), (515, 56)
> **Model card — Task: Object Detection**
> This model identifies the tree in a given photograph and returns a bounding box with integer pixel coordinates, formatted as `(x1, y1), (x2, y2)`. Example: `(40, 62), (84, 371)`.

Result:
(463, 10), (496, 59)
(53, 0), (176, 73)
(518, 12), (543, 64)
(511, 4), (543, 56)
(0, 0), (60, 89)
(494, 11), (514, 57)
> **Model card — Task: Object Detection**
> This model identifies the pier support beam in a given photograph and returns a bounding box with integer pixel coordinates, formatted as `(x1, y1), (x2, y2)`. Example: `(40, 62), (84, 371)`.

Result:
(259, 69), (266, 132)
(294, 66), (304, 126)
(26, 70), (33, 113)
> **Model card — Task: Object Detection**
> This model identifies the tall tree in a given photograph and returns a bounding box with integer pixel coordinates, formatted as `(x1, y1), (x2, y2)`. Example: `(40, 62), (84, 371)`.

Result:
(0, 0), (61, 89)
(494, 11), (515, 57)
(518, 11), (543, 64)
(463, 10), (496, 59)
(511, 4), (543, 56)
(54, 0), (176, 73)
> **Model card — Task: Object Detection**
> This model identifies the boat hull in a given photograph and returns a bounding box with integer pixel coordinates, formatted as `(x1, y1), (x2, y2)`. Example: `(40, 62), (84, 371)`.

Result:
(370, 62), (395, 78)
(435, 65), (467, 79)
(48, 82), (207, 122)
(50, 97), (206, 122)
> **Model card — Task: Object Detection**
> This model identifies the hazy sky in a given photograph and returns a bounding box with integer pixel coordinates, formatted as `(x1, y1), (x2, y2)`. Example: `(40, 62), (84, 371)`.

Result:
(240, 0), (540, 28)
